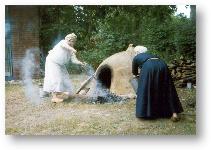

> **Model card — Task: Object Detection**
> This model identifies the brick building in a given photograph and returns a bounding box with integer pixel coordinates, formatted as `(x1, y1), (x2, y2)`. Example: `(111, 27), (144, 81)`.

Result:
(5, 5), (40, 80)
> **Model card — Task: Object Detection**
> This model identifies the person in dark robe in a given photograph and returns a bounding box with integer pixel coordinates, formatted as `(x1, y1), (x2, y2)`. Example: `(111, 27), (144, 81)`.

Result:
(132, 46), (183, 121)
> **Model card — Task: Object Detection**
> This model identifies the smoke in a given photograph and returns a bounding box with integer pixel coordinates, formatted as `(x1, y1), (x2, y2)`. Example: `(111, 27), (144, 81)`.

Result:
(85, 78), (127, 104)
(21, 48), (42, 105)
(93, 80), (127, 103)
(79, 64), (127, 103)
(83, 64), (95, 77)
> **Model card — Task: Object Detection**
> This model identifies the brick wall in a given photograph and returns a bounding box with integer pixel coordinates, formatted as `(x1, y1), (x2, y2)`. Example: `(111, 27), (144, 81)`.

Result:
(8, 6), (40, 79)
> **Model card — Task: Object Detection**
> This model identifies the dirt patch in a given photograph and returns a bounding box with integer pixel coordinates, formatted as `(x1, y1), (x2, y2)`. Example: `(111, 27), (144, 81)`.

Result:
(5, 76), (196, 135)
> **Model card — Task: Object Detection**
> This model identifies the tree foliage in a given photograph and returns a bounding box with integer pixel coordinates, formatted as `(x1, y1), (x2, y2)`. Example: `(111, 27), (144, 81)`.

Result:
(39, 5), (196, 69)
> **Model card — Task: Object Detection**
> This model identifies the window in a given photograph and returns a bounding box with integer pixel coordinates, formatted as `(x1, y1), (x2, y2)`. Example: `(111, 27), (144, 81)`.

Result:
(5, 7), (13, 80)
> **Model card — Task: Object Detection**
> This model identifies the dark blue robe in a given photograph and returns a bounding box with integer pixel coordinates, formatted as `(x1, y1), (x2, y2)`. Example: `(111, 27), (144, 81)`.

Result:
(132, 53), (183, 118)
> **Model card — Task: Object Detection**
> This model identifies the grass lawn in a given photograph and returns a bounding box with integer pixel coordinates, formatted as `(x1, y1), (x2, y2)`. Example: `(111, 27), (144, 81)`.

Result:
(5, 77), (196, 135)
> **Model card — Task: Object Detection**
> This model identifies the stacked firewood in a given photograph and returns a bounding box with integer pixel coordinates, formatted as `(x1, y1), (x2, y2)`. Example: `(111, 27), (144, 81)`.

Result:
(168, 56), (196, 88)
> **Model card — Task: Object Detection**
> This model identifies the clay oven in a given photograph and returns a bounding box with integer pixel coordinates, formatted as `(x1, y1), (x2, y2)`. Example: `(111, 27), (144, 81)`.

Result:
(78, 45), (138, 97)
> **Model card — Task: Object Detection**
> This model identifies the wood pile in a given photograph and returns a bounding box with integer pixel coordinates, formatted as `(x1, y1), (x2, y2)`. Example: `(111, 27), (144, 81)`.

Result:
(168, 56), (196, 88)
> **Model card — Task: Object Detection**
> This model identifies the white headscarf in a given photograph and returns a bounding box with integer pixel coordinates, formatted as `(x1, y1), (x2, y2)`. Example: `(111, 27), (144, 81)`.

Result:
(65, 33), (77, 42)
(134, 46), (148, 54)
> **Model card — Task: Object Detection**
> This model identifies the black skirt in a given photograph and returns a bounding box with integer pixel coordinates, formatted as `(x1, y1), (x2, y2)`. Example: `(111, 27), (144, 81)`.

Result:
(136, 59), (183, 118)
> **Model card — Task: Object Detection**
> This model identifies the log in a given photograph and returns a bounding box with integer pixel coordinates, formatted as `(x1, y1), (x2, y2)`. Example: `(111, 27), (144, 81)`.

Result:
(176, 72), (182, 78)
(190, 63), (196, 67)
(180, 56), (184, 60)
(179, 76), (196, 81)
(176, 66), (194, 70)
(171, 69), (176, 76)
(168, 64), (176, 69)
(169, 57), (196, 87)
(182, 72), (196, 76)
(185, 59), (192, 64)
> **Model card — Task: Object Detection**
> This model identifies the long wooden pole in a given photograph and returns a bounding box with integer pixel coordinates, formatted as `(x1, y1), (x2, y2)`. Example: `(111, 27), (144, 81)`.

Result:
(75, 74), (96, 94)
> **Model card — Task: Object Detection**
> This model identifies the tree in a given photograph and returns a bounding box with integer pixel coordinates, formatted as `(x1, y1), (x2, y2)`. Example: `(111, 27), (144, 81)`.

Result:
(39, 5), (195, 69)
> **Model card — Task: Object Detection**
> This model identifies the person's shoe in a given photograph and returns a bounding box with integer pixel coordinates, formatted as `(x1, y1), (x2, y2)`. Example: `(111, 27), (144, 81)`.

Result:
(63, 92), (70, 96)
(171, 116), (180, 122)
(61, 92), (70, 99)
(51, 97), (64, 103)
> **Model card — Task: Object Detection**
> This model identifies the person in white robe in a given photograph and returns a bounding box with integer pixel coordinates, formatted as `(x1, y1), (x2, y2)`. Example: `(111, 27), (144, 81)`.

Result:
(43, 33), (84, 103)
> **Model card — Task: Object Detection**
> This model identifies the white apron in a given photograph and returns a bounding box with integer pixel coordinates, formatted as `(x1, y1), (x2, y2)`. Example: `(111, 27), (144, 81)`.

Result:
(43, 40), (81, 94)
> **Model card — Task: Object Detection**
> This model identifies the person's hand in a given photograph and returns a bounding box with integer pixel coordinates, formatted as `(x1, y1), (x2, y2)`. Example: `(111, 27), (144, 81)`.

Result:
(78, 62), (86, 69)
(81, 62), (87, 66)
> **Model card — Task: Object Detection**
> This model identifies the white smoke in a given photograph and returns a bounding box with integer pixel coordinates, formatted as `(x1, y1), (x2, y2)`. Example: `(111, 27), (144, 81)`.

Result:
(21, 48), (42, 105)
(84, 64), (95, 77)
(81, 65), (110, 99)
(85, 77), (126, 103)
(89, 79), (126, 103)
(91, 80), (108, 97)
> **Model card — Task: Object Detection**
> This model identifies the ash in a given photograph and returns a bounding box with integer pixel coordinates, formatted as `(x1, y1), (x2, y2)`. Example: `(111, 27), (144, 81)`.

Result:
(95, 91), (129, 104)
(88, 82), (129, 104)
